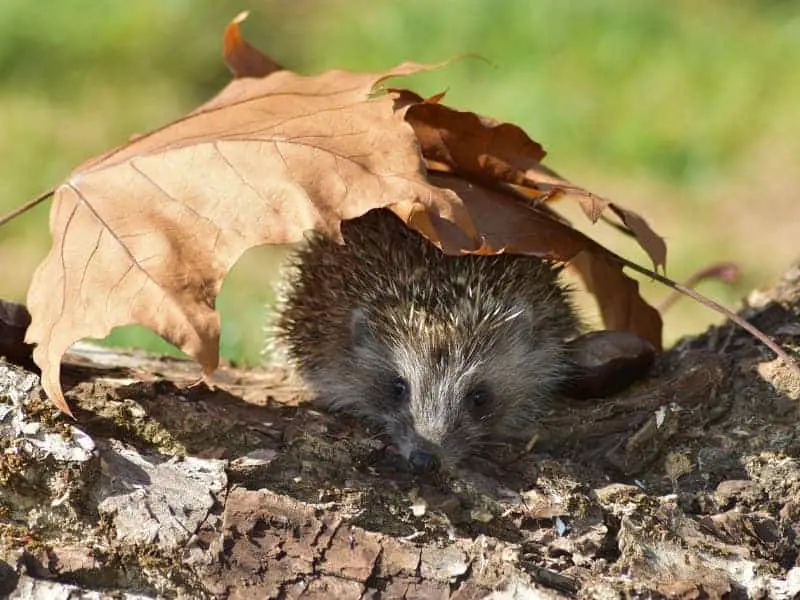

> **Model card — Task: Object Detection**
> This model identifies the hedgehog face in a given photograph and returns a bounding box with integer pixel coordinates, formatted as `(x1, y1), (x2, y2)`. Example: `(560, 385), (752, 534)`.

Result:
(277, 209), (579, 471)
(342, 303), (569, 470)
(381, 362), (496, 471)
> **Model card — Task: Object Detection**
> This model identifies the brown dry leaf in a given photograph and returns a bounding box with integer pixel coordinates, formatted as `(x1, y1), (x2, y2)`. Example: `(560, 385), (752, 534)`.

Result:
(403, 96), (546, 187)
(419, 174), (585, 256)
(420, 175), (663, 347)
(402, 98), (666, 270)
(26, 15), (663, 414)
(425, 91), (448, 104)
(607, 204), (667, 270)
(570, 252), (663, 349)
(25, 59), (465, 415)
(223, 11), (284, 78)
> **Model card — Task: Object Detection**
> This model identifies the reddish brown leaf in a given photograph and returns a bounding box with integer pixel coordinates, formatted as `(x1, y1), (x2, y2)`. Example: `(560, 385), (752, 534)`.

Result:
(418, 174), (584, 256)
(424, 90), (448, 104)
(417, 175), (664, 348)
(608, 204), (667, 270)
(517, 175), (665, 270)
(223, 11), (283, 78)
(571, 251), (663, 349)
(405, 102), (546, 187)
(401, 100), (666, 269)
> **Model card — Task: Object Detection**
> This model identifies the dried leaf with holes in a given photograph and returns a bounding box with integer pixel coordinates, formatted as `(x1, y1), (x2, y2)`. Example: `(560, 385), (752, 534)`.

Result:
(25, 12), (665, 414)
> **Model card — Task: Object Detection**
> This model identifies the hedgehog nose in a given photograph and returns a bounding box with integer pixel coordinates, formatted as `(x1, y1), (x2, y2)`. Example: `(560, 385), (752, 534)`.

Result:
(408, 450), (440, 473)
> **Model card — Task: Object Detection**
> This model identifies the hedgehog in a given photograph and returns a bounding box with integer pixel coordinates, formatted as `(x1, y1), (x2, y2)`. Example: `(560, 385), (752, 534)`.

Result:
(274, 208), (579, 470)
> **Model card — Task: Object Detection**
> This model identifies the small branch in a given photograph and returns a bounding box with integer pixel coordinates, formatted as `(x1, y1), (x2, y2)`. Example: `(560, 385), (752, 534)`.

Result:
(613, 254), (798, 372)
(0, 189), (55, 228)
(657, 262), (741, 313)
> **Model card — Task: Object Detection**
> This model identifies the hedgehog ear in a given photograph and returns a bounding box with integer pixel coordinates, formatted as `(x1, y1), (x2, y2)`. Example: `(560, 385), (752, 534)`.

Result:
(349, 308), (375, 348)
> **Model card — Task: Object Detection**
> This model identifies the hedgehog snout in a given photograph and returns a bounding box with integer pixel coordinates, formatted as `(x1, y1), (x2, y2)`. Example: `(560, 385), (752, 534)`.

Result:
(397, 417), (471, 471)
(408, 448), (440, 472)
(399, 434), (451, 473)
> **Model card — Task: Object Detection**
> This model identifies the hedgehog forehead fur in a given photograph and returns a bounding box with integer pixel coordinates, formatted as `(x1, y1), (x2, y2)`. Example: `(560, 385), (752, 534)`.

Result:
(274, 208), (579, 467)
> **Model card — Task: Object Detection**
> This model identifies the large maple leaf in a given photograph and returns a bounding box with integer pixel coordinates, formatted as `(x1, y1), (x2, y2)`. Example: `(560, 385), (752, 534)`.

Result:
(25, 13), (663, 414)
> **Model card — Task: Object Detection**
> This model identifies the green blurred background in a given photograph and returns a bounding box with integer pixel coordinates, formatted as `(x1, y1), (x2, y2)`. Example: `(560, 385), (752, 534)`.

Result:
(1, 0), (798, 364)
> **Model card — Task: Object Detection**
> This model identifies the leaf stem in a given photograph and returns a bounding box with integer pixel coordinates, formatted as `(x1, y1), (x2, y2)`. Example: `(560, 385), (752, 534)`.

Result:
(614, 253), (799, 372)
(0, 189), (55, 228)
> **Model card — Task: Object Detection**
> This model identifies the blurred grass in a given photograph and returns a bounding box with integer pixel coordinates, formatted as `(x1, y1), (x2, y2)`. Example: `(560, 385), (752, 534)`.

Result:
(1, 0), (799, 364)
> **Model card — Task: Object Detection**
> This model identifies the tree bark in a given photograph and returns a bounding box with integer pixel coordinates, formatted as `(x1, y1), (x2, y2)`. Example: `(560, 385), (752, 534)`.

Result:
(1, 264), (799, 599)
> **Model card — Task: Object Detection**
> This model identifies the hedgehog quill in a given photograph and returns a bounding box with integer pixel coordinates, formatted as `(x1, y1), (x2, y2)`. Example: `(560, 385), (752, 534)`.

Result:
(275, 209), (579, 470)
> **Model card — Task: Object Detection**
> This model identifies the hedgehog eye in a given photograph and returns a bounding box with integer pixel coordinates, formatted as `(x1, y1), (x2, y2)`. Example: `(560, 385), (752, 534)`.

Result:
(465, 385), (491, 410)
(390, 377), (410, 403)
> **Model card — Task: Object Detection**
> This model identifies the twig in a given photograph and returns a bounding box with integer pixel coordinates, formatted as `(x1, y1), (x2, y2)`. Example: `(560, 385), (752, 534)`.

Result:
(657, 262), (740, 313)
(613, 253), (798, 372)
(0, 189), (55, 228)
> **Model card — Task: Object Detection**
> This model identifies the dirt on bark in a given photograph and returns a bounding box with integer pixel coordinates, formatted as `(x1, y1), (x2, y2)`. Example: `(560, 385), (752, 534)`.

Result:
(1, 265), (800, 599)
